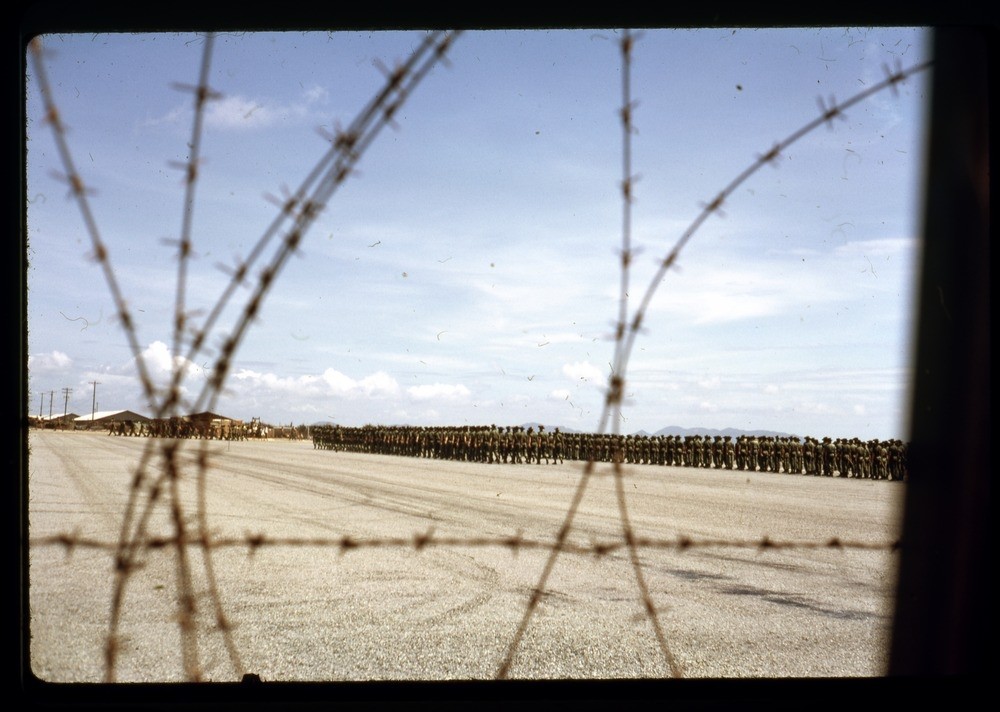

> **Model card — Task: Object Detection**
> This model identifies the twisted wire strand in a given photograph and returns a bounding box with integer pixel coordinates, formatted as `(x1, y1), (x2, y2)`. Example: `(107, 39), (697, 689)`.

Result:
(616, 60), (934, 385)
(33, 531), (902, 556)
(28, 31), (923, 683)
(31, 30), (461, 683)
(28, 39), (159, 408)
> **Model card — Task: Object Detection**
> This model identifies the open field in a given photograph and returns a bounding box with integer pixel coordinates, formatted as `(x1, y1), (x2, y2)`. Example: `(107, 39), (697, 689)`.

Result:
(26, 429), (904, 683)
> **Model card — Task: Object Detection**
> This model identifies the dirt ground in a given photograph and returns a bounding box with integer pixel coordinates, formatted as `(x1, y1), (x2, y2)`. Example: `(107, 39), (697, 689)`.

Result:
(24, 429), (905, 686)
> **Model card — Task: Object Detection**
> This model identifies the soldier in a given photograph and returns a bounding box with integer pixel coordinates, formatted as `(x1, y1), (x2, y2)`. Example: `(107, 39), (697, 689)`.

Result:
(711, 436), (723, 469)
(888, 439), (907, 481)
(513, 427), (526, 464)
(858, 440), (873, 479)
(685, 436), (699, 468)
(595, 433), (608, 463)
(551, 427), (564, 464)
(758, 436), (771, 472)
(537, 425), (550, 464)
(674, 435), (685, 467)
(651, 434), (663, 466)
(747, 436), (759, 472)
(484, 425), (497, 464)
(836, 437), (847, 476)
(734, 435), (745, 471)
(776, 437), (788, 474)
(769, 436), (780, 473)
(498, 426), (511, 464)
(821, 437), (835, 476)
(460, 426), (472, 462)
(723, 435), (735, 470)
(803, 437), (816, 475)
(787, 437), (802, 475)
(874, 440), (889, 480)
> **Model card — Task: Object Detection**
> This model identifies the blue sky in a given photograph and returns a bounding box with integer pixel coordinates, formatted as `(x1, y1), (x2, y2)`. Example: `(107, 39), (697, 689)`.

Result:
(25, 27), (931, 440)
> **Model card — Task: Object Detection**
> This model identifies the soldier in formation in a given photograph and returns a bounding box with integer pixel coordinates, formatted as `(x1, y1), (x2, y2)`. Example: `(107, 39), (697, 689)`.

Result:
(310, 425), (908, 481)
(107, 416), (252, 440)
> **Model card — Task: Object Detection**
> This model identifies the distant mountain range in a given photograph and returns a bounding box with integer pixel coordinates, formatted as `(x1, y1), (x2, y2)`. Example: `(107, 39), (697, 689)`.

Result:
(522, 423), (797, 439)
(307, 421), (796, 440)
(646, 426), (797, 439)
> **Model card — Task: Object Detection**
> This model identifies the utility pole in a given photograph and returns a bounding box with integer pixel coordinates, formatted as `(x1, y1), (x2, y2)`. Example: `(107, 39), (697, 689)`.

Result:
(62, 387), (72, 429)
(49, 391), (55, 419)
(38, 392), (43, 420)
(90, 380), (100, 421)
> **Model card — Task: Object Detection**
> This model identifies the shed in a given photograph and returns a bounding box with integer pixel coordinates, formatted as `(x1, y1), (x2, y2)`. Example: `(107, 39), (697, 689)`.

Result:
(74, 409), (151, 431)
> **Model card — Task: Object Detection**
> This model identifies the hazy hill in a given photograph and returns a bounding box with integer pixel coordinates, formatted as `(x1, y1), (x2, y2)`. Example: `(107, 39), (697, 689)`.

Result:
(305, 421), (794, 439)
(535, 424), (797, 439)
(651, 425), (798, 439)
(519, 422), (583, 434)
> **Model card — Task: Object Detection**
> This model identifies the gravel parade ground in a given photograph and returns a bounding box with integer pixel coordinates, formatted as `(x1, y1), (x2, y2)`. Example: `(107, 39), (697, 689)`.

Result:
(25, 429), (905, 685)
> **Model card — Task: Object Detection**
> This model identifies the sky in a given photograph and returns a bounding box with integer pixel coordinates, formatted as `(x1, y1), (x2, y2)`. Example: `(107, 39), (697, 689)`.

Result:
(24, 27), (932, 441)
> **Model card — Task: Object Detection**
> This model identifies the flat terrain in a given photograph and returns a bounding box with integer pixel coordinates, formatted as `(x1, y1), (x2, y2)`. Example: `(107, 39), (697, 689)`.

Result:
(26, 429), (904, 683)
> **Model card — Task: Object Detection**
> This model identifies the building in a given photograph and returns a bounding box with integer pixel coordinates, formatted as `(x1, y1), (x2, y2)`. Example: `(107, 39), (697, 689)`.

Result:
(30, 413), (80, 429)
(73, 409), (151, 431)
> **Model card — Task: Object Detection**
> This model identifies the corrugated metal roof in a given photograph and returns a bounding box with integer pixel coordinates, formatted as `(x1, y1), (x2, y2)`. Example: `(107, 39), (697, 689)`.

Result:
(74, 409), (151, 422)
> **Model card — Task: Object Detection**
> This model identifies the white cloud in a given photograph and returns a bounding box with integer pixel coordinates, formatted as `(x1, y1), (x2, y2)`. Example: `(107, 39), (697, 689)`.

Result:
(27, 350), (72, 373)
(311, 368), (400, 397)
(143, 92), (311, 132)
(142, 103), (186, 128)
(302, 85), (329, 104)
(206, 95), (282, 129)
(231, 367), (400, 400)
(141, 341), (176, 372)
(229, 369), (315, 397)
(795, 400), (834, 415)
(321, 368), (359, 394)
(361, 371), (401, 397)
(562, 360), (604, 383)
(550, 389), (571, 400)
(138, 342), (204, 383)
(204, 93), (318, 130)
(834, 237), (916, 258)
(649, 267), (793, 325)
(406, 383), (470, 401)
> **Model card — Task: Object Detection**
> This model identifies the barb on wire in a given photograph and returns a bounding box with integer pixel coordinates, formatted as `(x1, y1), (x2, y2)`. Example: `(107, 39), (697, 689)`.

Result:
(29, 39), (160, 409)
(32, 531), (903, 556)
(499, 29), (687, 679)
(29, 29), (923, 684)
(170, 33), (219, 389)
(30, 30), (461, 684)
(615, 58), (932, 392)
(498, 37), (930, 682)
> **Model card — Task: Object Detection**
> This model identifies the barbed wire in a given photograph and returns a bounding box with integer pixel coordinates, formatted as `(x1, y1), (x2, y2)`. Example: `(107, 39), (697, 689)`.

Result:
(29, 29), (462, 683)
(32, 531), (902, 557)
(27, 29), (926, 684)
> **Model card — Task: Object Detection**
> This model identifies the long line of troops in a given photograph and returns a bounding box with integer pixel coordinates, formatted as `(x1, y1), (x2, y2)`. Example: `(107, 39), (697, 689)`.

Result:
(107, 418), (269, 440)
(311, 424), (908, 481)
